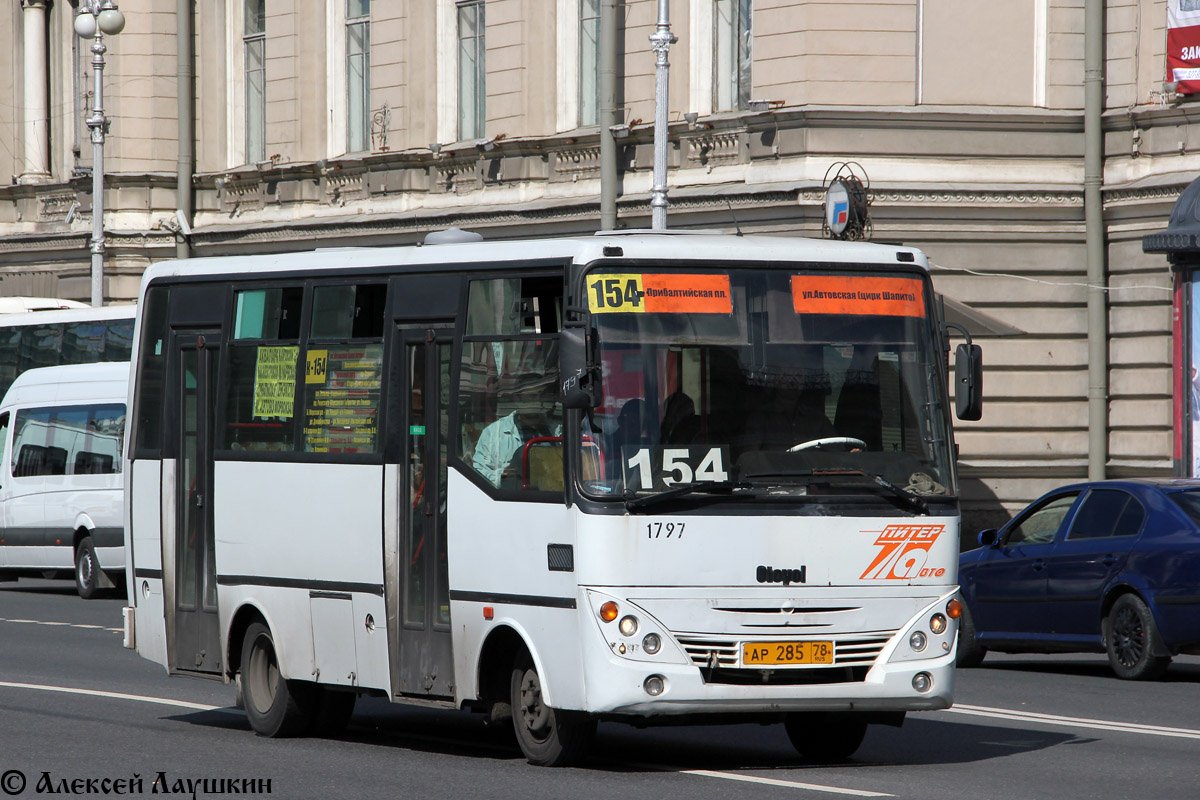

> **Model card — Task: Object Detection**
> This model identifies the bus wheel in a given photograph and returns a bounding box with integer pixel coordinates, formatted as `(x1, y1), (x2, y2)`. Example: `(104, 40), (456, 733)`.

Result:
(240, 621), (315, 737)
(784, 712), (868, 761)
(75, 537), (99, 599)
(509, 652), (595, 767)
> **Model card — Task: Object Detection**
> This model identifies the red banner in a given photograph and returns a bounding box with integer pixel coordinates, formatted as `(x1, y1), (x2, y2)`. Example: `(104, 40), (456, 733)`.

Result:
(1168, 1), (1200, 95)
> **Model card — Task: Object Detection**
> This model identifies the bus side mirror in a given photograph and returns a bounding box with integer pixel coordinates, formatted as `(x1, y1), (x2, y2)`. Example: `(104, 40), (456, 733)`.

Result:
(560, 327), (599, 410)
(955, 343), (983, 421)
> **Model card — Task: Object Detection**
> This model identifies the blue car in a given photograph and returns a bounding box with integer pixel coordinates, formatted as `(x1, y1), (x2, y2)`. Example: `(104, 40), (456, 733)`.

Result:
(957, 478), (1200, 680)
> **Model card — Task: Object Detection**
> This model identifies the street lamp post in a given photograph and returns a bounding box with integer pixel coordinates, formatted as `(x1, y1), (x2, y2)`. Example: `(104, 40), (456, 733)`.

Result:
(74, 1), (125, 308)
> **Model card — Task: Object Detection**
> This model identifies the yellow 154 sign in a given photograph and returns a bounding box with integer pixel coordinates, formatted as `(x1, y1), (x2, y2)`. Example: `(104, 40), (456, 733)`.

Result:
(587, 273), (733, 314)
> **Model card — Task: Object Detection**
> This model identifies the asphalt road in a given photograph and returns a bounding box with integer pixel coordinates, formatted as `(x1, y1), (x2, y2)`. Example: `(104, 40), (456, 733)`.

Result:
(1, 577), (1198, 800)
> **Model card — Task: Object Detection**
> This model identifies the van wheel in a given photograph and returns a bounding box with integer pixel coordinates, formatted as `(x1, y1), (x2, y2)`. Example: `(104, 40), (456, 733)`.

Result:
(75, 537), (99, 599)
(240, 621), (315, 737)
(510, 652), (595, 766)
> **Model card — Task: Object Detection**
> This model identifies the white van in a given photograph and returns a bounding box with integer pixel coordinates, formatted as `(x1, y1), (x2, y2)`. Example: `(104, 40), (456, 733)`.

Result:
(0, 362), (128, 598)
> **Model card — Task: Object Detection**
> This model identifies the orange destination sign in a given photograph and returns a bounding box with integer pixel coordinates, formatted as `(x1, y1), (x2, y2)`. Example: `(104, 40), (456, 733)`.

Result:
(791, 275), (926, 317)
(588, 273), (733, 314)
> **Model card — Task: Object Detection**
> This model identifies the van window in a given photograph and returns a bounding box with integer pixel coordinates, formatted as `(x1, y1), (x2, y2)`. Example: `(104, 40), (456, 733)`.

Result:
(11, 403), (126, 477)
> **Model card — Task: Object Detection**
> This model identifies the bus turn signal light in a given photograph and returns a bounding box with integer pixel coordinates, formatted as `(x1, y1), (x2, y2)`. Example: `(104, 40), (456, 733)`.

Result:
(946, 599), (963, 619)
(600, 601), (619, 622)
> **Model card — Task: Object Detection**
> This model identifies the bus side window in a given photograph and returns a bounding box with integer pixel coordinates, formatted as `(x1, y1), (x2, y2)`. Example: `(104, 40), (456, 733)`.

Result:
(460, 276), (563, 493)
(459, 338), (560, 492)
(224, 345), (298, 452)
(0, 412), (8, 484)
(300, 283), (386, 455)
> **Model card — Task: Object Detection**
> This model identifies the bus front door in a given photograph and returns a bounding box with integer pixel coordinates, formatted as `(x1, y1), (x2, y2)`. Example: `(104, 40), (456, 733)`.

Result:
(394, 327), (454, 698)
(171, 331), (222, 676)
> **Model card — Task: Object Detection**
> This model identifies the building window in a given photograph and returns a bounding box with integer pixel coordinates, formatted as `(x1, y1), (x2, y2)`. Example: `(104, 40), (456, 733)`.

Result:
(579, 0), (600, 127)
(346, 0), (371, 153)
(713, 0), (751, 112)
(457, 0), (486, 141)
(244, 0), (267, 164)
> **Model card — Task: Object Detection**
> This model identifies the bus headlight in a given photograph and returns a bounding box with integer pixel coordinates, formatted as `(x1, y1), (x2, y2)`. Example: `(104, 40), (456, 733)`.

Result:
(619, 616), (638, 637)
(912, 672), (933, 693)
(929, 614), (948, 635)
(909, 631), (927, 652)
(642, 633), (661, 655)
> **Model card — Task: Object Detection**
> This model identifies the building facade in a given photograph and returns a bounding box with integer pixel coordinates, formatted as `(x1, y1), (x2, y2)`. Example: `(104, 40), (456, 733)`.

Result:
(0, 0), (1192, 533)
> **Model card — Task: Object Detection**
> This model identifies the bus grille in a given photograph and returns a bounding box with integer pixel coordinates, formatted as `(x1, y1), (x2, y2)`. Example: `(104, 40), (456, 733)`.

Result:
(675, 632), (894, 672)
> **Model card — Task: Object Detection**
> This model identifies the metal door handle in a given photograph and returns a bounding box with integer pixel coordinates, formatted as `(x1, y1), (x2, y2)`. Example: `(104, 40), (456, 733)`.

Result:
(1032, 559), (1045, 571)
(1102, 555), (1118, 566)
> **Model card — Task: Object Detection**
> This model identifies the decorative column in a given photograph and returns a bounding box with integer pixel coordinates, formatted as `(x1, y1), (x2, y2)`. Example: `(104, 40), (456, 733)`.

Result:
(19, 0), (51, 184)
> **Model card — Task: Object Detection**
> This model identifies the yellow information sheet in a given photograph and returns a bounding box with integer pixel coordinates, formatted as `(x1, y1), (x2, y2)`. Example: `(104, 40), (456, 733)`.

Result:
(302, 343), (383, 453)
(252, 346), (298, 419)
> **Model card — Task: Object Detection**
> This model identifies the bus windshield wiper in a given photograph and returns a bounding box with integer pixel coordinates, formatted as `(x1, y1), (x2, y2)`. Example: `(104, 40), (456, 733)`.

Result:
(812, 470), (931, 515)
(624, 480), (746, 511)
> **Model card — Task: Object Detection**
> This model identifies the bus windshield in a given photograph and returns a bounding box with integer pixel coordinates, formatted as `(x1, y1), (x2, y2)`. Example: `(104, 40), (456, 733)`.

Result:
(578, 266), (956, 501)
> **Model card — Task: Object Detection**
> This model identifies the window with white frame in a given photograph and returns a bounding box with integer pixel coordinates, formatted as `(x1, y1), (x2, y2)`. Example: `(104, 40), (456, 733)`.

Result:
(579, 0), (600, 127)
(457, 0), (485, 141)
(244, 0), (267, 164)
(346, 0), (371, 153)
(713, 0), (751, 112)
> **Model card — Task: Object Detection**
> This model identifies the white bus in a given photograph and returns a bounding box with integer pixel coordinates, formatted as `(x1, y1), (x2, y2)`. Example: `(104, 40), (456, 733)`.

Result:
(0, 304), (136, 401)
(122, 231), (981, 766)
(0, 362), (128, 598)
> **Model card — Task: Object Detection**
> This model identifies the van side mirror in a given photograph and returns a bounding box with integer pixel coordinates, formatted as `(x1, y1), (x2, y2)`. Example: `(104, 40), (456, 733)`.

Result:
(955, 343), (983, 421)
(560, 327), (599, 410)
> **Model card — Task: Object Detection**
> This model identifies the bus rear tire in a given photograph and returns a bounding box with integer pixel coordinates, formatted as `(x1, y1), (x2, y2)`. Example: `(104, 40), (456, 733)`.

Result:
(510, 652), (595, 767)
(784, 712), (868, 761)
(240, 621), (315, 737)
(75, 537), (99, 599)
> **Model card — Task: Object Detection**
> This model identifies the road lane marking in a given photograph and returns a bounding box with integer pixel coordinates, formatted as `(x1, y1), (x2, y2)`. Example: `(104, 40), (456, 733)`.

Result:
(0, 617), (122, 633)
(0, 680), (233, 714)
(626, 761), (891, 796)
(679, 769), (892, 796)
(946, 703), (1200, 740)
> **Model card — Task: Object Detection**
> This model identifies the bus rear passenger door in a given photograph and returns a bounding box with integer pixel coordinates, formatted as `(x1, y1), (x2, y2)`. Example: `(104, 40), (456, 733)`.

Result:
(393, 326), (454, 698)
(171, 332), (223, 676)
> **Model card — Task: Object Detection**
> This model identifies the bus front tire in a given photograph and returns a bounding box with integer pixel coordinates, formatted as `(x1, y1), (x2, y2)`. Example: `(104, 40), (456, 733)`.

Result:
(784, 712), (868, 761)
(240, 621), (315, 737)
(510, 652), (595, 767)
(75, 537), (99, 599)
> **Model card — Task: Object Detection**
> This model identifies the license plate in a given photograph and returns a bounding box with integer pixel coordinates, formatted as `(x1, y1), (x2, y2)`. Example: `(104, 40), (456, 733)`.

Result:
(741, 641), (834, 666)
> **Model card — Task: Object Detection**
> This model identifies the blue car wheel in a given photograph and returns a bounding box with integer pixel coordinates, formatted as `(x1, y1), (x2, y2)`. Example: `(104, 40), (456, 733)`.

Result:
(1104, 594), (1171, 681)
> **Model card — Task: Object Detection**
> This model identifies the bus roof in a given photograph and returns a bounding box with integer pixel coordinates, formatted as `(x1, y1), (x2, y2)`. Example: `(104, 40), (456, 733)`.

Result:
(138, 232), (930, 288)
(0, 304), (136, 328)
(0, 297), (89, 313)
(0, 362), (130, 409)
